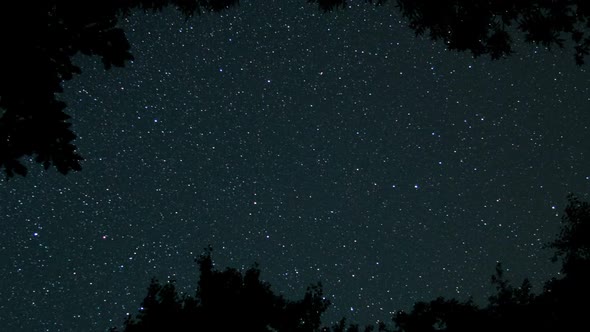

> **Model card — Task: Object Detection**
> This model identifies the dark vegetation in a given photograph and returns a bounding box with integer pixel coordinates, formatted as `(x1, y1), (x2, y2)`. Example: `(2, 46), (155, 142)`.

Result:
(1, 0), (589, 177)
(3, 2), (588, 330)
(110, 194), (590, 331)
(112, 247), (330, 332)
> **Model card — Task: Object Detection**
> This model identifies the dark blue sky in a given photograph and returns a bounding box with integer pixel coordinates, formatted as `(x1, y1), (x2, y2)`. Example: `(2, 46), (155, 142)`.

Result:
(1, 1), (589, 331)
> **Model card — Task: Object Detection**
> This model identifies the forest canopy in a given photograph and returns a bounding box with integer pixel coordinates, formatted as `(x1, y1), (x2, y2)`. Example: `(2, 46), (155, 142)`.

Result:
(110, 195), (590, 332)
(1, 0), (589, 178)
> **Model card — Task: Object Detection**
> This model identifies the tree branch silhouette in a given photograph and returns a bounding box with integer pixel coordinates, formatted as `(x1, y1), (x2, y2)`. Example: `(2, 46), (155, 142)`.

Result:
(1, 1), (588, 178)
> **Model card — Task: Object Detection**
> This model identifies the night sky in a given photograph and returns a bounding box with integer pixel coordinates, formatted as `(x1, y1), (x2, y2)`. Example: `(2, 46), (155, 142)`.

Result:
(2, 1), (590, 331)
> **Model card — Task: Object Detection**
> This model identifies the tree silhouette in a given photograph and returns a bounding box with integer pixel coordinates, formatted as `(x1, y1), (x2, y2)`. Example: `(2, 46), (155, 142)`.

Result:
(312, 0), (590, 64)
(321, 317), (391, 332)
(534, 193), (590, 331)
(111, 195), (590, 331)
(110, 247), (330, 332)
(2, 1), (589, 178)
(0, 0), (239, 178)
(391, 194), (590, 332)
(548, 193), (590, 276)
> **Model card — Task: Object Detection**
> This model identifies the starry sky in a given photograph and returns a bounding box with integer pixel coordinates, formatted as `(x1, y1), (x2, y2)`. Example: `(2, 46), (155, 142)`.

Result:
(1, 1), (590, 331)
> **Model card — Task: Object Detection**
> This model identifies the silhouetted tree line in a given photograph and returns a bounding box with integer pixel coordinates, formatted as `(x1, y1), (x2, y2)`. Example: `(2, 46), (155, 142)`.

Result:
(110, 194), (590, 332)
(391, 193), (590, 332)
(312, 0), (590, 64)
(2, 1), (589, 178)
(110, 246), (330, 332)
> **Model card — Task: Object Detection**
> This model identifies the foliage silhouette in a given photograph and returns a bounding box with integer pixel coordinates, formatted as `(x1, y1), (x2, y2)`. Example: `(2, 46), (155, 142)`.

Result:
(2, 1), (589, 178)
(391, 194), (590, 332)
(311, 0), (590, 65)
(110, 246), (330, 332)
(112, 195), (589, 331)
(548, 193), (590, 276)
(321, 317), (392, 332)
(0, 0), (239, 178)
